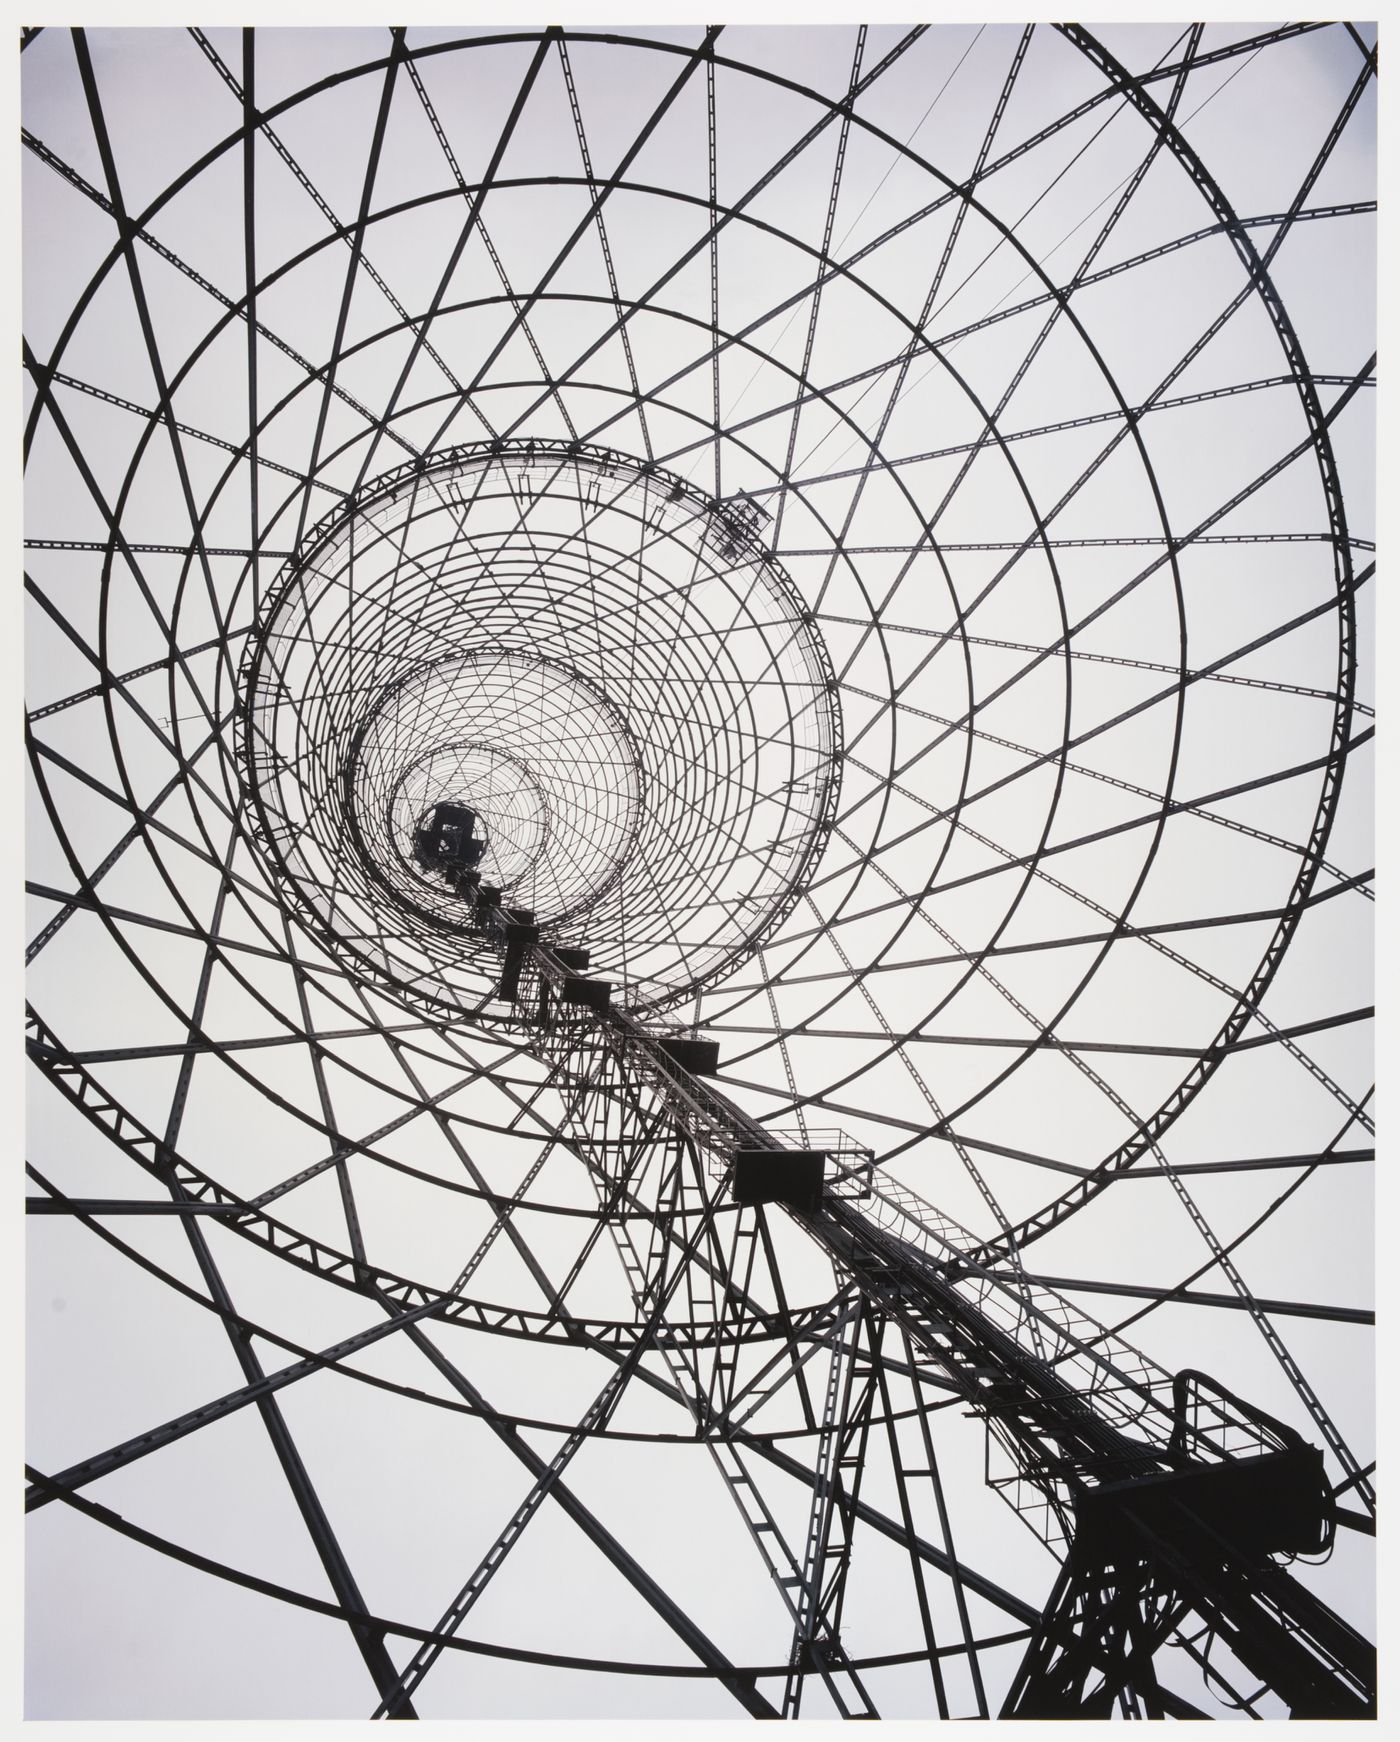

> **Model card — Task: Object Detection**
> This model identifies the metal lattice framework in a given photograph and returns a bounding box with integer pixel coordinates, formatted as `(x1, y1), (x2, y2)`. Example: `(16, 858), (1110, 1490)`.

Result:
(24, 22), (1374, 1721)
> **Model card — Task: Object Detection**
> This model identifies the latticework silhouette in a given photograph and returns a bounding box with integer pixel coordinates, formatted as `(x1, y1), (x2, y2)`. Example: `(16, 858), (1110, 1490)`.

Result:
(24, 23), (1374, 1720)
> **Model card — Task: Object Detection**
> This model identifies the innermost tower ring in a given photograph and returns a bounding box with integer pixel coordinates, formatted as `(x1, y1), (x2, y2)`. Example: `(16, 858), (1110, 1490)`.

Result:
(237, 439), (842, 1014)
(352, 650), (645, 923)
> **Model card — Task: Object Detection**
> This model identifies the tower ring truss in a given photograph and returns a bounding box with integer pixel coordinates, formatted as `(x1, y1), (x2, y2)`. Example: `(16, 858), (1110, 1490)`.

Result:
(24, 22), (1374, 1721)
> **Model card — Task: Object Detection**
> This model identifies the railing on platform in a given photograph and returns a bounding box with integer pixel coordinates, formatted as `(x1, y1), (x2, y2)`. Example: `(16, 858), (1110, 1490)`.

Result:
(765, 1129), (876, 1200)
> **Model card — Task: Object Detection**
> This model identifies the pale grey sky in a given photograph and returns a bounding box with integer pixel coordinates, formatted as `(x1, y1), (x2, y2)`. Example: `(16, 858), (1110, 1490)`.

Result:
(22, 14), (1377, 1726)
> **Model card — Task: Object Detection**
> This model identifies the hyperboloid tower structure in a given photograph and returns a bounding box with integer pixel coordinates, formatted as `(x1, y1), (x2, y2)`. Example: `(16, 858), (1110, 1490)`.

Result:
(25, 23), (1375, 1721)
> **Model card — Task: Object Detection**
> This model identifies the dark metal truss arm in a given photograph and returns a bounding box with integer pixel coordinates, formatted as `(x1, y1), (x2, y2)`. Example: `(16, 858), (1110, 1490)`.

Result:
(22, 359), (346, 501)
(780, 1295), (882, 1718)
(704, 1004), (1372, 1064)
(830, 625), (1373, 725)
(988, 1271), (1372, 1328)
(25, 629), (252, 725)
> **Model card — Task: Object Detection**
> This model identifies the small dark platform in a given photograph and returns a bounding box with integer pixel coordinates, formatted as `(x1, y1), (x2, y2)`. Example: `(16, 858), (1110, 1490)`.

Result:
(501, 907), (538, 943)
(412, 803), (486, 880)
(1074, 1442), (1331, 1564)
(656, 1036), (720, 1077)
(560, 975), (612, 1012)
(732, 1147), (825, 1213)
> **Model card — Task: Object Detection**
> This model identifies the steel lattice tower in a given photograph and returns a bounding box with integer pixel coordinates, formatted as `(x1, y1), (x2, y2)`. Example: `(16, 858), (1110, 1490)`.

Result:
(24, 22), (1375, 1721)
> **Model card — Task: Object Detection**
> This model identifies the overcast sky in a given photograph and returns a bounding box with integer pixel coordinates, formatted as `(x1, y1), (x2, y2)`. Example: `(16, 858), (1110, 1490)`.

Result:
(21, 12), (1377, 1728)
